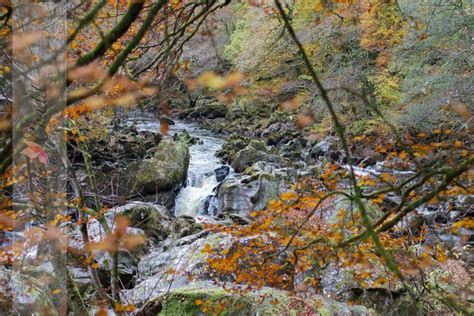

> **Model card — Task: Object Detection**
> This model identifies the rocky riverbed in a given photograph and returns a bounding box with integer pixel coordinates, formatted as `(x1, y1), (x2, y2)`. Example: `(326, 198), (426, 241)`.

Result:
(5, 104), (472, 315)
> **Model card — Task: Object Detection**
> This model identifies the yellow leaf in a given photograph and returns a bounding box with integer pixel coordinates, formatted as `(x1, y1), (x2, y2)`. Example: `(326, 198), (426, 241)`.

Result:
(398, 151), (409, 159)
(315, 1), (324, 12)
(280, 191), (298, 201)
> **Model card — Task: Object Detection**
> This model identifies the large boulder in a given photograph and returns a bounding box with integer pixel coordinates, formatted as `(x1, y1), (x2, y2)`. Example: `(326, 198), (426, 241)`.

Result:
(179, 100), (228, 120)
(307, 136), (341, 161)
(66, 202), (174, 289)
(117, 202), (173, 242)
(122, 233), (226, 305)
(134, 138), (190, 194)
(136, 283), (375, 315)
(70, 125), (161, 164)
(217, 173), (280, 216)
(215, 134), (249, 163)
(230, 140), (284, 172)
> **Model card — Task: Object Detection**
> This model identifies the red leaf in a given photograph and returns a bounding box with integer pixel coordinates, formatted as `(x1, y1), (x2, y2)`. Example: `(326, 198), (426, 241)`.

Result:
(21, 141), (48, 165)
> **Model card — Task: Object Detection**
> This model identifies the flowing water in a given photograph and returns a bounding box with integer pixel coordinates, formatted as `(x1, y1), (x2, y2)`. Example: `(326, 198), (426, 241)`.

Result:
(127, 112), (227, 217)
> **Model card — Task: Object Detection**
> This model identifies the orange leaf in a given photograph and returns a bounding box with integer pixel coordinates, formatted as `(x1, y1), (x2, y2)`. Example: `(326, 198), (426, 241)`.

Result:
(295, 114), (314, 129)
(160, 121), (169, 135)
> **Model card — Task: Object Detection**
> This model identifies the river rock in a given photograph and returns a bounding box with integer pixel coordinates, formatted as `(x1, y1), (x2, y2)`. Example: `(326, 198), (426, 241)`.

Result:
(214, 165), (230, 182)
(308, 136), (341, 161)
(0, 266), (58, 315)
(122, 233), (228, 305)
(134, 137), (190, 194)
(261, 122), (302, 146)
(217, 173), (280, 215)
(179, 99), (228, 119)
(118, 202), (173, 242)
(135, 282), (374, 315)
(173, 129), (200, 145)
(141, 190), (176, 210)
(160, 115), (175, 126)
(70, 125), (161, 165)
(217, 179), (254, 214)
(170, 216), (203, 240)
(96, 250), (140, 289)
(215, 134), (249, 163)
(65, 202), (173, 290)
(230, 140), (284, 172)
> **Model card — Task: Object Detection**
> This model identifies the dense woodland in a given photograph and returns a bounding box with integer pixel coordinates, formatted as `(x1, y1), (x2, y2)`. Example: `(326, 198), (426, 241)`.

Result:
(0, 0), (473, 315)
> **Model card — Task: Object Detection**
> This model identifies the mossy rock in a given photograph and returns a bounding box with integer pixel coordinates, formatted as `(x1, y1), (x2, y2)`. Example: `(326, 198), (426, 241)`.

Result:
(216, 135), (249, 163)
(230, 143), (284, 173)
(248, 139), (267, 151)
(139, 284), (375, 316)
(119, 202), (172, 242)
(180, 101), (228, 119)
(154, 287), (254, 316)
(346, 119), (382, 137)
(134, 138), (190, 194)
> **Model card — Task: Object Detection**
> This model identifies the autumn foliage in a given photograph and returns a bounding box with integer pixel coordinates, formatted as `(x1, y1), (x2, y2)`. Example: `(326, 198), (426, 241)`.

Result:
(0, 0), (472, 314)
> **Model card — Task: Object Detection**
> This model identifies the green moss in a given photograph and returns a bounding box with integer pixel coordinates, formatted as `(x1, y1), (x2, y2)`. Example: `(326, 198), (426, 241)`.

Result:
(146, 283), (375, 316)
(156, 288), (252, 316)
(346, 119), (383, 137)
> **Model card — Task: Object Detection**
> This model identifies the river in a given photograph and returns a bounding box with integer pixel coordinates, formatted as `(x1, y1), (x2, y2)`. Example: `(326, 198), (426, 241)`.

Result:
(127, 112), (227, 217)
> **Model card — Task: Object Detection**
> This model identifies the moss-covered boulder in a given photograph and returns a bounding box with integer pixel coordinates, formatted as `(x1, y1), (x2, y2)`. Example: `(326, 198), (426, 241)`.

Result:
(122, 234), (226, 305)
(134, 138), (190, 194)
(137, 283), (375, 316)
(70, 124), (161, 164)
(118, 202), (173, 242)
(216, 134), (249, 163)
(230, 140), (284, 172)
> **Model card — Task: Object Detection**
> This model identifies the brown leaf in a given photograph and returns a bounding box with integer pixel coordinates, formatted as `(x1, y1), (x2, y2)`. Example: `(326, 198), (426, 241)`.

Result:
(295, 114), (314, 129)
(68, 62), (107, 82)
(160, 121), (169, 135)
(11, 31), (46, 53)
(280, 96), (304, 111)
(121, 234), (146, 250)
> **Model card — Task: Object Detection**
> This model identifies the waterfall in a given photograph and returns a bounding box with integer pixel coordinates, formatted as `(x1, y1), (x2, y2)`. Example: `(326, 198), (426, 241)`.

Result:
(174, 125), (226, 216)
(128, 112), (228, 217)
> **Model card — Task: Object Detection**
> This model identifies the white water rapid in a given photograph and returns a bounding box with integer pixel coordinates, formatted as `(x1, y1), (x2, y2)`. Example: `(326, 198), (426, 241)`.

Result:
(127, 112), (227, 217)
